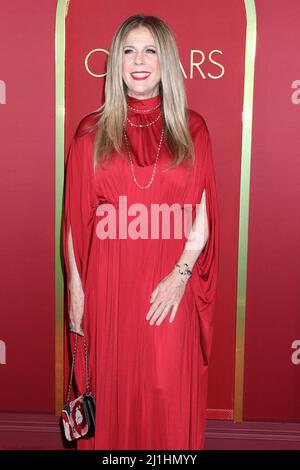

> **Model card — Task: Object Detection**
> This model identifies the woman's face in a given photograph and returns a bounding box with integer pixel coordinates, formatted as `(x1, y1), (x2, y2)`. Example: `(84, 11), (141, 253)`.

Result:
(122, 26), (161, 100)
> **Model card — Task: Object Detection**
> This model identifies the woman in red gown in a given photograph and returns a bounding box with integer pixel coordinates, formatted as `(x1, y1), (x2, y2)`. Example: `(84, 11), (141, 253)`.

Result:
(63, 14), (219, 450)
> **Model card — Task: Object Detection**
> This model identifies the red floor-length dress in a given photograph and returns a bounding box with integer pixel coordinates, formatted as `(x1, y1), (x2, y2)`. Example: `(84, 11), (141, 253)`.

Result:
(62, 93), (219, 450)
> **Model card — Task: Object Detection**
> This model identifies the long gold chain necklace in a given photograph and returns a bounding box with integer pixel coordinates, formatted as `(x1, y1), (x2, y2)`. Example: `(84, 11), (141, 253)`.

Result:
(123, 125), (164, 190)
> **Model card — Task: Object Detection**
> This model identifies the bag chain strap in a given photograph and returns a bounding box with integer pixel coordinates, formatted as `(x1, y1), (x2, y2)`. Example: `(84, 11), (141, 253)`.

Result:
(66, 334), (90, 403)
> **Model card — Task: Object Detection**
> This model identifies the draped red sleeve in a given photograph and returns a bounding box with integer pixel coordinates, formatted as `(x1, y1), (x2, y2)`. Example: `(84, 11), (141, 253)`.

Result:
(189, 118), (220, 365)
(62, 127), (98, 311)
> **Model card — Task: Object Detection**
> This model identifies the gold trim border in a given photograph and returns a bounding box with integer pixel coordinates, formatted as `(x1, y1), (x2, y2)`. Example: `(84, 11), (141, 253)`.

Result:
(234, 0), (257, 422)
(55, 0), (69, 415)
(55, 0), (257, 419)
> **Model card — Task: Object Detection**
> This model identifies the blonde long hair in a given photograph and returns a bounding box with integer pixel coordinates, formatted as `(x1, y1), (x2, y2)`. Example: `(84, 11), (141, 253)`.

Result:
(89, 14), (195, 171)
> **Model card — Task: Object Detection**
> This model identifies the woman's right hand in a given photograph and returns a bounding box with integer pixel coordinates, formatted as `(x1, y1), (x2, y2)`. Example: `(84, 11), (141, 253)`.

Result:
(68, 280), (85, 336)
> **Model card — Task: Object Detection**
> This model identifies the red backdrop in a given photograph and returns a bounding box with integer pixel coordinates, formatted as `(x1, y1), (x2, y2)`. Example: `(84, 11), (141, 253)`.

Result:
(0, 0), (299, 422)
(244, 0), (300, 421)
(0, 0), (56, 412)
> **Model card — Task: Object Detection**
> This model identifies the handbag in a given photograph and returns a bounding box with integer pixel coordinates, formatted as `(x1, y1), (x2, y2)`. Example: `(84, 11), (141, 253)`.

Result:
(61, 333), (96, 441)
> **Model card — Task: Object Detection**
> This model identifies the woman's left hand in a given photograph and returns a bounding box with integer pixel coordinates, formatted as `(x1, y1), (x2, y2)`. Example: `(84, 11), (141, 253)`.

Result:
(146, 267), (189, 326)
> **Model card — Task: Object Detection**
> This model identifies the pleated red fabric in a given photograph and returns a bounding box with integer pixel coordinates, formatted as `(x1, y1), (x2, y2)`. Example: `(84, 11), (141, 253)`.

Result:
(62, 93), (220, 450)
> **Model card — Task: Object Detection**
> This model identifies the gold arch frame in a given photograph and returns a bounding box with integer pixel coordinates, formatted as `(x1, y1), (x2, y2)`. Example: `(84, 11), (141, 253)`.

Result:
(55, 0), (257, 419)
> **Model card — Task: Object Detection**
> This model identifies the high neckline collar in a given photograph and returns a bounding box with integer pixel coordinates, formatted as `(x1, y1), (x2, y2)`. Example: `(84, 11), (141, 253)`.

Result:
(126, 93), (161, 111)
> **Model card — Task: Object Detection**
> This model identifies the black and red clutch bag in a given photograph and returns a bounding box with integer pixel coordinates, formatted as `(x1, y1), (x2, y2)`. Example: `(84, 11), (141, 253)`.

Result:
(61, 334), (96, 441)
